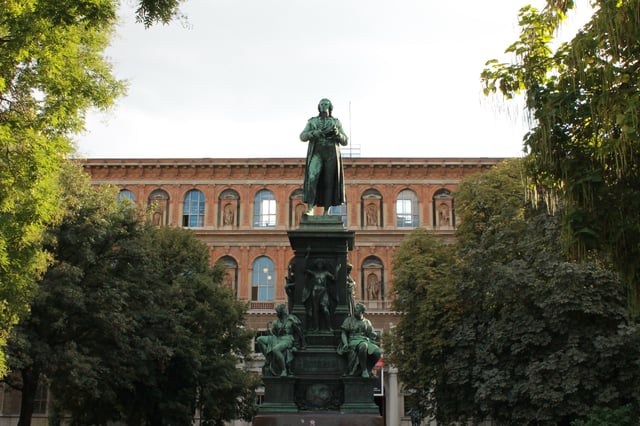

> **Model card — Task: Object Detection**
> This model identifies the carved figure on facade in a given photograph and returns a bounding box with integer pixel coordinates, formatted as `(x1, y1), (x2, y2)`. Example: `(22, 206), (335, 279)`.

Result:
(223, 203), (235, 226)
(438, 202), (450, 226)
(256, 304), (304, 377)
(366, 273), (381, 300)
(299, 98), (348, 216)
(302, 259), (340, 331)
(223, 272), (234, 291)
(365, 203), (378, 226)
(294, 203), (306, 227)
(337, 303), (382, 378)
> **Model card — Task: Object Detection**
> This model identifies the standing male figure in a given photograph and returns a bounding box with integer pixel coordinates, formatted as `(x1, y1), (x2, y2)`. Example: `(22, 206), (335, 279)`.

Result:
(300, 98), (348, 216)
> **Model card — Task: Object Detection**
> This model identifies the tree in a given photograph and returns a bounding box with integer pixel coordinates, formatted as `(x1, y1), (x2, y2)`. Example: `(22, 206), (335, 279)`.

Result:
(0, 0), (190, 376)
(5, 163), (257, 425)
(481, 0), (640, 306)
(388, 160), (640, 425)
(4, 162), (141, 426)
(385, 228), (467, 423)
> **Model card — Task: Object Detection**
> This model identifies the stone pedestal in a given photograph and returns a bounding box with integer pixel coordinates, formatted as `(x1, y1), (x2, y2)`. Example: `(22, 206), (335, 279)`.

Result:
(253, 216), (382, 426)
(252, 412), (384, 426)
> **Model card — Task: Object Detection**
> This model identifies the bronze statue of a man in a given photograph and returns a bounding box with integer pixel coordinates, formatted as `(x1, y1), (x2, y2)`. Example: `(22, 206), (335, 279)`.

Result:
(300, 98), (348, 216)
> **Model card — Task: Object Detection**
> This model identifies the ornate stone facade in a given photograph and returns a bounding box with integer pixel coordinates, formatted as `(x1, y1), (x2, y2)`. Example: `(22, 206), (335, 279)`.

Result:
(82, 156), (502, 333)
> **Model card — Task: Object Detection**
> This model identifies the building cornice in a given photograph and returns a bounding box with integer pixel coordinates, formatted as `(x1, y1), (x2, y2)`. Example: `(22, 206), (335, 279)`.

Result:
(80, 157), (506, 169)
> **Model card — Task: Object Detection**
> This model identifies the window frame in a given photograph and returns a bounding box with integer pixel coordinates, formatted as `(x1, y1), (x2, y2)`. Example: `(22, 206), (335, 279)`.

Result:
(182, 189), (205, 227)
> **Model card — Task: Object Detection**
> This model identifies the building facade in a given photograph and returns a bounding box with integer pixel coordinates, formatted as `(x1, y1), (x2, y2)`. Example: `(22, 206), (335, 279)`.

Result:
(0, 156), (503, 426)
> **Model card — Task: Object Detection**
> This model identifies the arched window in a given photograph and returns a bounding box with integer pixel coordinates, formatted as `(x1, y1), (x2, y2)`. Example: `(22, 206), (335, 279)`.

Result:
(148, 189), (170, 226)
(289, 189), (305, 228)
(361, 256), (384, 306)
(219, 189), (239, 227)
(328, 203), (347, 227)
(252, 256), (275, 301)
(433, 188), (454, 228)
(182, 189), (205, 227)
(117, 189), (136, 204)
(219, 256), (238, 297)
(254, 189), (276, 228)
(361, 188), (382, 227)
(396, 189), (419, 228)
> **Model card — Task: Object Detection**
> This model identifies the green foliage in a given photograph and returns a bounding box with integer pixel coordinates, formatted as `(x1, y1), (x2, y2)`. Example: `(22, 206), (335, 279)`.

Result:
(572, 405), (638, 426)
(482, 0), (640, 308)
(388, 160), (640, 425)
(0, 0), (195, 379)
(0, 0), (124, 376)
(135, 0), (186, 27)
(385, 228), (465, 422)
(6, 168), (257, 425)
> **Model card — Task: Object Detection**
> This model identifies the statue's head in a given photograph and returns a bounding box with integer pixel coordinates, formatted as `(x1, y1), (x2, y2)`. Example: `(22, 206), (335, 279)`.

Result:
(317, 98), (333, 116)
(276, 303), (288, 316)
(355, 302), (366, 315)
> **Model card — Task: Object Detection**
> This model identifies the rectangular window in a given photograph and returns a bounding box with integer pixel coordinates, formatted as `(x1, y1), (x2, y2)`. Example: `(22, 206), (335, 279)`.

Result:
(396, 199), (413, 227)
(33, 383), (48, 414)
(259, 199), (276, 227)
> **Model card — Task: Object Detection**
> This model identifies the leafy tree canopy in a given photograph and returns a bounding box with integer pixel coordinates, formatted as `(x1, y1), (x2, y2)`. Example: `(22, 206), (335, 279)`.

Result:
(0, 0), (188, 376)
(6, 164), (257, 426)
(388, 160), (640, 425)
(481, 0), (640, 306)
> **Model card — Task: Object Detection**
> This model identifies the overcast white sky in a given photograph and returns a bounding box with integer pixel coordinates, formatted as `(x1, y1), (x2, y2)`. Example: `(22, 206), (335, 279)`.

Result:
(76, 0), (591, 159)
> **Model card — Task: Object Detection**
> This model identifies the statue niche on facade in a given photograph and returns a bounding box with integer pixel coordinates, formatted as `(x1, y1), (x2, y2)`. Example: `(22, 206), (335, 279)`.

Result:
(299, 98), (348, 216)
(256, 304), (304, 377)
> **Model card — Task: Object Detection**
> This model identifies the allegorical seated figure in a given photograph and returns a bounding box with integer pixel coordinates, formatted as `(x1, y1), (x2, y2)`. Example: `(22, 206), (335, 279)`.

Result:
(337, 303), (382, 378)
(256, 304), (304, 377)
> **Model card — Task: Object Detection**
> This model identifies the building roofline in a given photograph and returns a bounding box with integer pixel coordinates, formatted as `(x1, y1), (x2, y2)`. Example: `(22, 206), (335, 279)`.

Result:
(79, 157), (508, 168)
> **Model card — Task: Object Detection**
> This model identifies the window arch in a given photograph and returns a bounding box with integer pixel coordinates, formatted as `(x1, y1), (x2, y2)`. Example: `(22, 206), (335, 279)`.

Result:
(361, 256), (384, 302)
(361, 188), (382, 227)
(252, 256), (275, 301)
(148, 189), (170, 226)
(396, 189), (419, 228)
(433, 188), (454, 228)
(219, 256), (238, 297)
(219, 189), (240, 227)
(183, 189), (205, 227)
(290, 188), (305, 228)
(117, 189), (136, 204)
(254, 189), (276, 227)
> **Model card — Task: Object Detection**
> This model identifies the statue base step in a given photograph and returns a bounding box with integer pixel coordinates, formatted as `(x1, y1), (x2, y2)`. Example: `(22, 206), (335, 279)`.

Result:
(252, 412), (383, 426)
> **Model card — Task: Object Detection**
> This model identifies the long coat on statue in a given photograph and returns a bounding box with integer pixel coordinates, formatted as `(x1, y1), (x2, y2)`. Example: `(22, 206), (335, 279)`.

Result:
(300, 115), (348, 209)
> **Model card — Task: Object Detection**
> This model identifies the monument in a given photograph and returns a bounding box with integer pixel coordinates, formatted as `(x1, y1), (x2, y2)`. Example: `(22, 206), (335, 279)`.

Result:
(252, 100), (383, 426)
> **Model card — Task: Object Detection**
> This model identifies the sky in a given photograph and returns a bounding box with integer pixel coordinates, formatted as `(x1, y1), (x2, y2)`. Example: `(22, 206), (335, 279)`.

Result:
(76, 0), (591, 159)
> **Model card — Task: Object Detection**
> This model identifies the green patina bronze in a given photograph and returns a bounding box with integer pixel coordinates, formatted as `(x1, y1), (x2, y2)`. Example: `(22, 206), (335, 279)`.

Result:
(252, 103), (381, 426)
(337, 303), (382, 379)
(256, 304), (305, 377)
(300, 98), (348, 216)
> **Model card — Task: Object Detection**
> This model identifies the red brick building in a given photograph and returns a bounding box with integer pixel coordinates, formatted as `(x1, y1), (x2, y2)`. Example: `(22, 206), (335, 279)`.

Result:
(82, 157), (502, 333)
(0, 156), (503, 426)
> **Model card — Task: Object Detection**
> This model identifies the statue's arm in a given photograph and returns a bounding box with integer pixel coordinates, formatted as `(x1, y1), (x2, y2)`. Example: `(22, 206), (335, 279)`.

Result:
(335, 119), (348, 146)
(300, 120), (316, 142)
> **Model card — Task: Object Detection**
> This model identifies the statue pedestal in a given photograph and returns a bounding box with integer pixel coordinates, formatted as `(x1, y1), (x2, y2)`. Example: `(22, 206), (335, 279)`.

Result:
(341, 377), (380, 414)
(260, 377), (298, 413)
(252, 412), (383, 426)
(253, 216), (382, 425)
